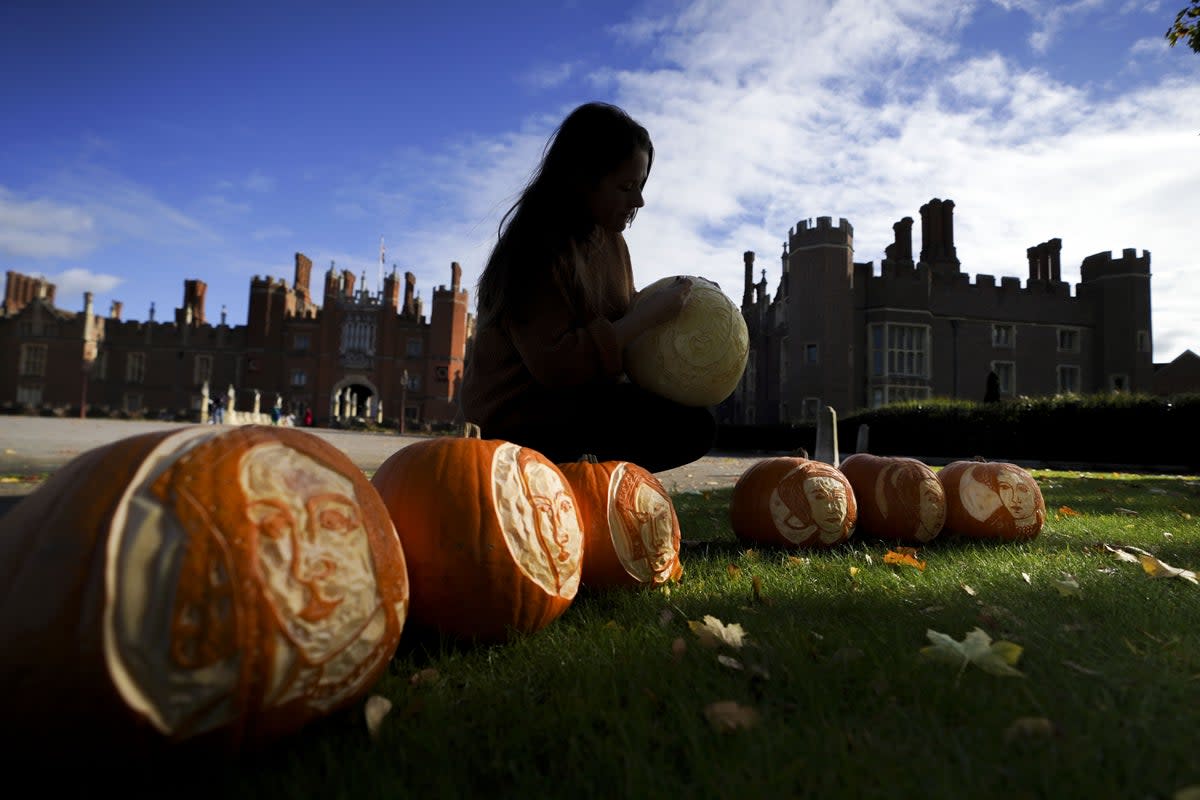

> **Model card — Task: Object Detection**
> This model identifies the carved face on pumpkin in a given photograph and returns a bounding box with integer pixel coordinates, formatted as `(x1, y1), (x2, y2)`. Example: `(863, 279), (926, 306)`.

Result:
(610, 465), (677, 583)
(769, 466), (853, 545)
(995, 468), (1037, 527)
(240, 444), (381, 663)
(492, 443), (584, 598)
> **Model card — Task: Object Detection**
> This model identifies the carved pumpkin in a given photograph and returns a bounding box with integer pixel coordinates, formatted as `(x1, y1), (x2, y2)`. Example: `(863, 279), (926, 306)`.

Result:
(730, 455), (857, 549)
(839, 453), (946, 543)
(0, 425), (409, 756)
(371, 428), (584, 642)
(624, 275), (749, 407)
(557, 455), (683, 589)
(937, 460), (1045, 540)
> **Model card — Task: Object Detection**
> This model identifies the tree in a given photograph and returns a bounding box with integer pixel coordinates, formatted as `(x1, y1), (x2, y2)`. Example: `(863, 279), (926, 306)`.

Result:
(1167, 1), (1200, 53)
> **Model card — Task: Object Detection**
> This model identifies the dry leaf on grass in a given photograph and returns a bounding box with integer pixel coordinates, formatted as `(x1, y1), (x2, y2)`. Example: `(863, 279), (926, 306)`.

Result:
(689, 615), (749, 649)
(961, 583), (978, 596)
(1103, 545), (1199, 585)
(1057, 505), (1081, 517)
(921, 627), (1025, 677)
(717, 654), (744, 671)
(409, 667), (440, 686)
(727, 563), (743, 579)
(1004, 716), (1057, 743)
(883, 548), (926, 571)
(1053, 575), (1082, 597)
(1114, 507), (1139, 517)
(704, 700), (760, 732)
(751, 575), (773, 606)
(364, 695), (393, 740)
(1021, 572), (1032, 584)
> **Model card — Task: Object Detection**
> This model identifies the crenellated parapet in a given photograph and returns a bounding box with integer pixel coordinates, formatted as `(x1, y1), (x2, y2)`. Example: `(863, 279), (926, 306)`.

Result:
(788, 216), (854, 249)
(1080, 248), (1151, 282)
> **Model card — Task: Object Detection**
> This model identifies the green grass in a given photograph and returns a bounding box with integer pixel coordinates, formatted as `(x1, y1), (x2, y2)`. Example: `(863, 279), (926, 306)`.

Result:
(80, 470), (1200, 798)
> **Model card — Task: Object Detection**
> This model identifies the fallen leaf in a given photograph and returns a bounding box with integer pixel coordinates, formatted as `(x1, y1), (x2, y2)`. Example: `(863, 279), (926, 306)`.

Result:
(409, 667), (440, 686)
(1004, 716), (1056, 743)
(364, 695), (393, 740)
(717, 654), (744, 670)
(671, 637), (687, 661)
(751, 574), (773, 606)
(689, 615), (749, 649)
(1062, 659), (1103, 677)
(920, 627), (1025, 677)
(1021, 572), (1032, 584)
(1104, 544), (1142, 564)
(1057, 505), (1081, 517)
(787, 556), (810, 566)
(961, 583), (978, 596)
(727, 563), (743, 579)
(883, 548), (927, 571)
(1053, 575), (1082, 597)
(849, 566), (860, 578)
(1114, 507), (1139, 517)
(1137, 554), (1199, 585)
(704, 701), (760, 732)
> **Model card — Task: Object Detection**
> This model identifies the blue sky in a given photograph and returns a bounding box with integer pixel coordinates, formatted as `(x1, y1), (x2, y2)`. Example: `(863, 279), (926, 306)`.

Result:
(3, 0), (1197, 362)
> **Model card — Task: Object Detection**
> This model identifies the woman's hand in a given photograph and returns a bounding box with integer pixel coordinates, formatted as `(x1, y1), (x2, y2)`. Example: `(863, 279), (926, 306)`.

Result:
(614, 276), (693, 347)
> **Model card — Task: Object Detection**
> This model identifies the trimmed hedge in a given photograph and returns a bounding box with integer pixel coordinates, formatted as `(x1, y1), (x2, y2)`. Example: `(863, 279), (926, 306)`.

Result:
(716, 393), (1200, 470)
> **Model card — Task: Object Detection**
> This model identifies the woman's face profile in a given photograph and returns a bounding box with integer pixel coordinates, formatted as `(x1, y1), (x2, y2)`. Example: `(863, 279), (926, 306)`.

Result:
(586, 148), (648, 233)
(996, 469), (1035, 522)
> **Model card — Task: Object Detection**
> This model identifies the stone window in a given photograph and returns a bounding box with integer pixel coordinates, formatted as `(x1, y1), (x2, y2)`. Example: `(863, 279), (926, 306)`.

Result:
(991, 360), (1016, 396)
(294, 333), (311, 351)
(124, 393), (143, 413)
(19, 343), (47, 377)
(16, 384), (42, 406)
(1057, 365), (1080, 394)
(802, 397), (821, 422)
(1056, 328), (1079, 353)
(406, 338), (423, 358)
(194, 354), (213, 385)
(805, 342), (819, 365)
(992, 324), (1015, 348)
(886, 325), (928, 377)
(291, 369), (307, 387)
(126, 352), (146, 384)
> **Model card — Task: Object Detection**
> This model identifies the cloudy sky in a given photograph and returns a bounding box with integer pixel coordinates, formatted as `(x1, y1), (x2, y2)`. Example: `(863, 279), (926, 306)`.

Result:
(2, 0), (1197, 362)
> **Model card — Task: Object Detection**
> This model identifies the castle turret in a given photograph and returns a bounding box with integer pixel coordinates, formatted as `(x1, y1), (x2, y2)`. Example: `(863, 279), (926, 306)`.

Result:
(1078, 248), (1153, 393)
(785, 216), (856, 415)
(294, 253), (313, 307)
(383, 267), (401, 311)
(404, 272), (417, 316)
(428, 262), (471, 419)
(176, 279), (206, 327)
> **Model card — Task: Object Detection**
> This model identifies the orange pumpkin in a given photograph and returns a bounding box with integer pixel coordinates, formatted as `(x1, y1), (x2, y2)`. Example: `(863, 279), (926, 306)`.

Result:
(839, 453), (946, 543)
(557, 455), (683, 589)
(371, 429), (584, 642)
(0, 425), (409, 756)
(937, 460), (1045, 540)
(730, 456), (857, 549)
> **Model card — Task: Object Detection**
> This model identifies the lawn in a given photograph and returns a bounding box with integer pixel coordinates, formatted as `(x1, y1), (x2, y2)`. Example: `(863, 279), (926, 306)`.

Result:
(24, 468), (1200, 799)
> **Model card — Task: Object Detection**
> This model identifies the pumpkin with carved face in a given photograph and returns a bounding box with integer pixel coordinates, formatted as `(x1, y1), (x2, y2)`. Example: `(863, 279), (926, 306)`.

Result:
(624, 275), (749, 407)
(557, 455), (683, 588)
(730, 456), (857, 549)
(372, 430), (584, 642)
(839, 453), (946, 544)
(0, 425), (408, 757)
(937, 460), (1045, 540)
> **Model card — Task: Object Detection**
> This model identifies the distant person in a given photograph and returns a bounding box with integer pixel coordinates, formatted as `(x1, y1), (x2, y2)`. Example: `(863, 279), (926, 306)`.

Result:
(459, 101), (715, 473)
(304, 406), (314, 427)
(270, 405), (282, 426)
(984, 370), (1000, 403)
(211, 395), (225, 425)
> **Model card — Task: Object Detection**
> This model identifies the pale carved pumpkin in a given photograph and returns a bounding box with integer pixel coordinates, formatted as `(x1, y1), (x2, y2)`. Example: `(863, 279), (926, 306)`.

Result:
(839, 453), (946, 543)
(624, 275), (749, 407)
(0, 425), (409, 756)
(730, 456), (857, 549)
(557, 455), (683, 589)
(371, 428), (584, 642)
(937, 460), (1045, 540)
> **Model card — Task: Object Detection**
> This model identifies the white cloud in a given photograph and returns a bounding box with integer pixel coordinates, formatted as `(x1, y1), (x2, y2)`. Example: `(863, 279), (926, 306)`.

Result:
(0, 188), (98, 259)
(520, 61), (579, 90)
(46, 267), (124, 308)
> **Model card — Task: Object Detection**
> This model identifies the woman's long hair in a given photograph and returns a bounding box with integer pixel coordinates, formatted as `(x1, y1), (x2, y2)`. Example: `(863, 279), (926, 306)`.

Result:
(476, 102), (653, 325)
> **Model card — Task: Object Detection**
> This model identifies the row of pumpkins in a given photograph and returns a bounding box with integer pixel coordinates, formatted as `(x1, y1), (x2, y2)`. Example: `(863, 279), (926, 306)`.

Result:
(0, 423), (1044, 757)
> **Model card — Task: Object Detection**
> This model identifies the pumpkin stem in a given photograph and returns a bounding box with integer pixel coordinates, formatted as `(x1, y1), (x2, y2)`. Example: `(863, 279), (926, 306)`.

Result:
(463, 422), (483, 440)
(579, 454), (599, 463)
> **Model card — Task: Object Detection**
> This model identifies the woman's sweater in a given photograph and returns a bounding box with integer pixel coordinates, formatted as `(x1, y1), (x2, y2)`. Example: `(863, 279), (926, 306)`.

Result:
(461, 229), (635, 436)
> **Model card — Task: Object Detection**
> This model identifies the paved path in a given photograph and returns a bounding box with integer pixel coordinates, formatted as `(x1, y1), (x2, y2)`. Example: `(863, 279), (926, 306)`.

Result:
(0, 416), (760, 517)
